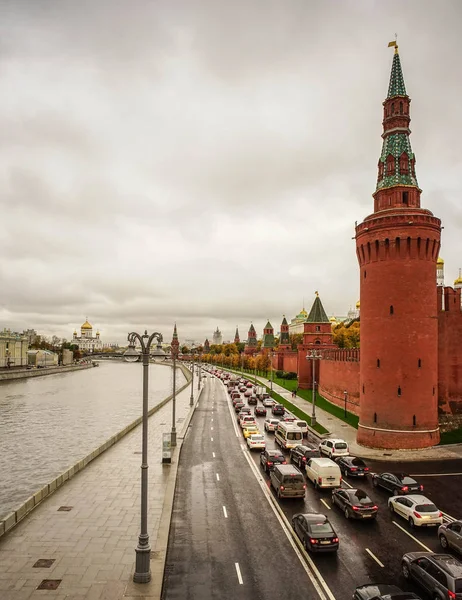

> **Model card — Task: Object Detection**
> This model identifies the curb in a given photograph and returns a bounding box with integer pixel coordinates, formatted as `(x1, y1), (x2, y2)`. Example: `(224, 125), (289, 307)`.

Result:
(126, 376), (203, 599)
(0, 363), (93, 382)
(0, 363), (192, 541)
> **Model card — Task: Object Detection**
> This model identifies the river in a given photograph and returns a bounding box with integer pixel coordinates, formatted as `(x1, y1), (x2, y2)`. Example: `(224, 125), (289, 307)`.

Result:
(0, 361), (185, 520)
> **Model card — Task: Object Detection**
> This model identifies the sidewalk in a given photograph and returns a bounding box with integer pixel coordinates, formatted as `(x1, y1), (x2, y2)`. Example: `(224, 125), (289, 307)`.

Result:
(0, 382), (198, 600)
(247, 373), (462, 462)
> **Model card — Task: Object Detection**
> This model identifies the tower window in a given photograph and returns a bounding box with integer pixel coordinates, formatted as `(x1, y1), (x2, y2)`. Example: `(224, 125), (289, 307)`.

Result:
(433, 386), (435, 396)
(397, 386), (401, 396)
(377, 359), (380, 368)
(364, 270), (367, 279)
(403, 191), (409, 205)
(374, 412), (377, 423)
(390, 305), (394, 315)
(418, 358), (421, 368)
(362, 384), (365, 394)
(315, 326), (320, 332)
(391, 102), (395, 114)
(400, 101), (403, 114)
(413, 415), (416, 426)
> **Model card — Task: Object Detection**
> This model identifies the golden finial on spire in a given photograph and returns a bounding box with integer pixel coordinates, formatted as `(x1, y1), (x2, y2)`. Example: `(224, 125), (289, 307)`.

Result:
(388, 36), (399, 54)
(315, 291), (319, 297)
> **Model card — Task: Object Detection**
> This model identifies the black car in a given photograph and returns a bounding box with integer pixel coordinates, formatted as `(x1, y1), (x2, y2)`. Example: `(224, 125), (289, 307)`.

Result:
(336, 456), (370, 478)
(236, 406), (251, 421)
(402, 552), (462, 600)
(272, 404), (285, 416)
(260, 449), (286, 472)
(254, 406), (267, 416)
(332, 488), (378, 520)
(290, 444), (320, 468)
(234, 402), (245, 412)
(372, 472), (423, 495)
(353, 583), (421, 599)
(248, 396), (258, 405)
(291, 513), (339, 553)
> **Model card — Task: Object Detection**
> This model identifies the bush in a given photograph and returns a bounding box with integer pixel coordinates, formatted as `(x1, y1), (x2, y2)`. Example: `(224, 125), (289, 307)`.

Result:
(284, 371), (297, 380)
(275, 370), (285, 378)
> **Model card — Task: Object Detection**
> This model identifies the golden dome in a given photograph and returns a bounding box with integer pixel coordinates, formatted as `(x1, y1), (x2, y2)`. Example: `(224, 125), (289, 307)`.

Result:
(437, 257), (444, 265)
(81, 320), (92, 330)
(454, 277), (462, 286)
(329, 316), (337, 322)
(298, 308), (307, 318)
(355, 300), (360, 309)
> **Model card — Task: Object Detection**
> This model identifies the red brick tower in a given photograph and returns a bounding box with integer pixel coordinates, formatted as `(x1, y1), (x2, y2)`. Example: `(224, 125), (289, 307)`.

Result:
(279, 316), (291, 350)
(244, 323), (258, 355)
(234, 326), (240, 344)
(355, 43), (441, 449)
(171, 323), (180, 358)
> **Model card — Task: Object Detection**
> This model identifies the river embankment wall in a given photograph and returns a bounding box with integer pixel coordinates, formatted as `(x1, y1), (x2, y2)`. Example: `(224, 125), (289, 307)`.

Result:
(0, 363), (93, 382)
(0, 362), (192, 540)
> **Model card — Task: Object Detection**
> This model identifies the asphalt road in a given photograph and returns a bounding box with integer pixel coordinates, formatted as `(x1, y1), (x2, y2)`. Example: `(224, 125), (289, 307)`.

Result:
(161, 374), (323, 600)
(163, 372), (462, 600)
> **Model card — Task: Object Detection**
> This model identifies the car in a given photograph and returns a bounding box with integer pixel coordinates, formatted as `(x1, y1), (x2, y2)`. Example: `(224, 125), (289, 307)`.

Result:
(388, 495), (443, 528)
(372, 472), (424, 496)
(254, 405), (267, 416)
(261, 393), (270, 400)
(244, 390), (252, 397)
(401, 552), (462, 599)
(332, 488), (378, 520)
(281, 415), (296, 423)
(264, 418), (280, 432)
(247, 434), (266, 450)
(335, 456), (369, 478)
(291, 513), (339, 553)
(290, 444), (320, 468)
(236, 406), (251, 421)
(353, 583), (422, 599)
(243, 425), (260, 439)
(248, 395), (257, 405)
(234, 401), (245, 412)
(260, 449), (286, 472)
(239, 415), (257, 428)
(319, 439), (349, 458)
(439, 520), (462, 554)
(263, 398), (274, 407)
(246, 382), (253, 388)
(272, 404), (285, 416)
(232, 397), (242, 406)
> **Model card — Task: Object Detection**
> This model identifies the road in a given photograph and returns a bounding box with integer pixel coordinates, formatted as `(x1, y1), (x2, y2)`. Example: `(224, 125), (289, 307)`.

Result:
(163, 372), (462, 599)
(161, 374), (323, 600)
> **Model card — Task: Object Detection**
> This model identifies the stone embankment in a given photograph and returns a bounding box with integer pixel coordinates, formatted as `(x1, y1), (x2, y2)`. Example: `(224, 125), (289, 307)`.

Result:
(0, 363), (94, 382)
(0, 362), (192, 540)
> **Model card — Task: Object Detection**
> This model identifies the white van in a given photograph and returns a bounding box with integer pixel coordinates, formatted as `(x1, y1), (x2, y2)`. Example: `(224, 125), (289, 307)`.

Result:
(305, 457), (342, 489)
(275, 422), (303, 449)
(294, 420), (308, 436)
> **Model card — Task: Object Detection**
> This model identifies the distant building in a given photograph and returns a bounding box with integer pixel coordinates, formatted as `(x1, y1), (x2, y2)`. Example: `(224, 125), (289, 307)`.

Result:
(212, 327), (223, 345)
(262, 321), (275, 349)
(71, 319), (103, 353)
(234, 327), (240, 344)
(27, 349), (58, 367)
(288, 307), (308, 334)
(62, 349), (74, 365)
(0, 329), (28, 367)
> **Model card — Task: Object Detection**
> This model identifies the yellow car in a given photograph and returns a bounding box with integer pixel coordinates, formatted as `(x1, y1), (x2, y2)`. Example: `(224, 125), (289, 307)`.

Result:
(243, 426), (260, 439)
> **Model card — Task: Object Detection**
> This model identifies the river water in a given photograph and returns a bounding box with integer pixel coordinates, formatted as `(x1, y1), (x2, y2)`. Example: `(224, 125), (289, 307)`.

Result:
(0, 361), (185, 520)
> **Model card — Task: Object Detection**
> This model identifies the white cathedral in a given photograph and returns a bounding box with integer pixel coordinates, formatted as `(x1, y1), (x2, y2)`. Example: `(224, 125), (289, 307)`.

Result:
(72, 319), (103, 352)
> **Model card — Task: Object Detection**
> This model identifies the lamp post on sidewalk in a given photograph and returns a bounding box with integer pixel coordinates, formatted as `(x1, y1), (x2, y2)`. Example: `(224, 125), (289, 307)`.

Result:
(270, 351), (274, 393)
(306, 349), (322, 427)
(343, 390), (348, 418)
(170, 325), (180, 447)
(123, 330), (165, 584)
(189, 343), (195, 406)
(197, 348), (202, 391)
(254, 355), (257, 384)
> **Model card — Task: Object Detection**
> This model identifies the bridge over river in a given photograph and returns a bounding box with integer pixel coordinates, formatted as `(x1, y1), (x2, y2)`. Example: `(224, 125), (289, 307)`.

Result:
(0, 361), (184, 520)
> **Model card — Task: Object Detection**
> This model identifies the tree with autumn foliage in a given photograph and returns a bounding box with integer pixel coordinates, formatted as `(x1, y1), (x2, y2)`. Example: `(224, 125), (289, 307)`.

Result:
(332, 321), (360, 348)
(289, 333), (303, 350)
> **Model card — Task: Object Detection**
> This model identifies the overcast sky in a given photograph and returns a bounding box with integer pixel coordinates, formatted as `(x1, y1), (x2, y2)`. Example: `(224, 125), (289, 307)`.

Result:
(1, 0), (461, 344)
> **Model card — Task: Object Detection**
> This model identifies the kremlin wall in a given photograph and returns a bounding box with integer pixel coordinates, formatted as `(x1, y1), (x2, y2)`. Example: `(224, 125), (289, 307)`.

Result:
(203, 46), (462, 451)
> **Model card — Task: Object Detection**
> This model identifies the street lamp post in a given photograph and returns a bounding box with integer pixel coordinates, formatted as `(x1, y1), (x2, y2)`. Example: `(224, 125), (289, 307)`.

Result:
(306, 349), (322, 427)
(197, 350), (202, 391)
(240, 353), (244, 377)
(254, 356), (257, 384)
(190, 344), (195, 406)
(270, 351), (274, 393)
(343, 390), (348, 418)
(123, 330), (165, 584)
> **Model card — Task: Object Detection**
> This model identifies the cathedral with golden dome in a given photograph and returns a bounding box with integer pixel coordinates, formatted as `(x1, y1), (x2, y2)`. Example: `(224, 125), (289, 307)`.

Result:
(72, 318), (103, 352)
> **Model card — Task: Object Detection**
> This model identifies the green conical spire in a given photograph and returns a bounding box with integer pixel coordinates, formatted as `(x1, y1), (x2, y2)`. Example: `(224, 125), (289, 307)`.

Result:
(387, 49), (407, 98)
(173, 323), (178, 339)
(281, 316), (288, 326)
(264, 321), (273, 330)
(306, 293), (330, 323)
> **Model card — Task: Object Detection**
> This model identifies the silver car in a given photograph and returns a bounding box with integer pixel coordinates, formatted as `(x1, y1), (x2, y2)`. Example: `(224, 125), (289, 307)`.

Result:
(439, 520), (462, 554)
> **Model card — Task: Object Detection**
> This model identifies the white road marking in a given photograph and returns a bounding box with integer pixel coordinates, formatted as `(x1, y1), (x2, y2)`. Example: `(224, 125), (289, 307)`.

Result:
(223, 506), (228, 518)
(211, 437), (213, 442)
(366, 548), (384, 567)
(216, 473), (220, 481)
(241, 446), (335, 600)
(410, 472), (462, 477)
(212, 452), (216, 458)
(235, 562), (243, 584)
(442, 511), (457, 523)
(211, 427), (213, 430)
(211, 418), (213, 422)
(392, 521), (432, 552)
(320, 499), (331, 510)
(341, 479), (353, 489)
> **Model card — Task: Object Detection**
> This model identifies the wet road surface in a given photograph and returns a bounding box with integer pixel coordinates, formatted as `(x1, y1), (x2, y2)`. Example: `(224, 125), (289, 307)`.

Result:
(163, 372), (462, 599)
(162, 375), (322, 600)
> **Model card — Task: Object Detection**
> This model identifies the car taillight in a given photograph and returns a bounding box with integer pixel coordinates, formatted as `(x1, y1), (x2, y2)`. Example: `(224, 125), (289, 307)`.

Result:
(364, 467), (369, 471)
(280, 485), (285, 490)
(402, 486), (409, 492)
(302, 457), (307, 461)
(310, 538), (318, 544)
(372, 505), (378, 510)
(419, 485), (424, 491)
(352, 506), (360, 511)
(438, 512), (443, 518)
(282, 461), (287, 464)
(413, 511), (422, 519)
(318, 477), (322, 484)
(267, 461), (273, 466)
(350, 467), (357, 471)
(332, 448), (335, 453)
(303, 484), (306, 489)
(339, 475), (342, 481)
(333, 537), (339, 543)
(448, 590), (456, 599)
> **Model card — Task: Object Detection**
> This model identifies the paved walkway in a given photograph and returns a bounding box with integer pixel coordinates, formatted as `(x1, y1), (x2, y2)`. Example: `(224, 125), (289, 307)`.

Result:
(0, 381), (198, 600)
(247, 373), (462, 462)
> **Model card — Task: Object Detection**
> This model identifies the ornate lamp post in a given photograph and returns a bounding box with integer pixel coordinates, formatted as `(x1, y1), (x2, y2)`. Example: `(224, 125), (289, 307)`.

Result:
(197, 348), (203, 391)
(189, 343), (195, 406)
(170, 325), (180, 447)
(343, 390), (348, 418)
(270, 351), (274, 393)
(123, 330), (165, 584)
(306, 349), (322, 427)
